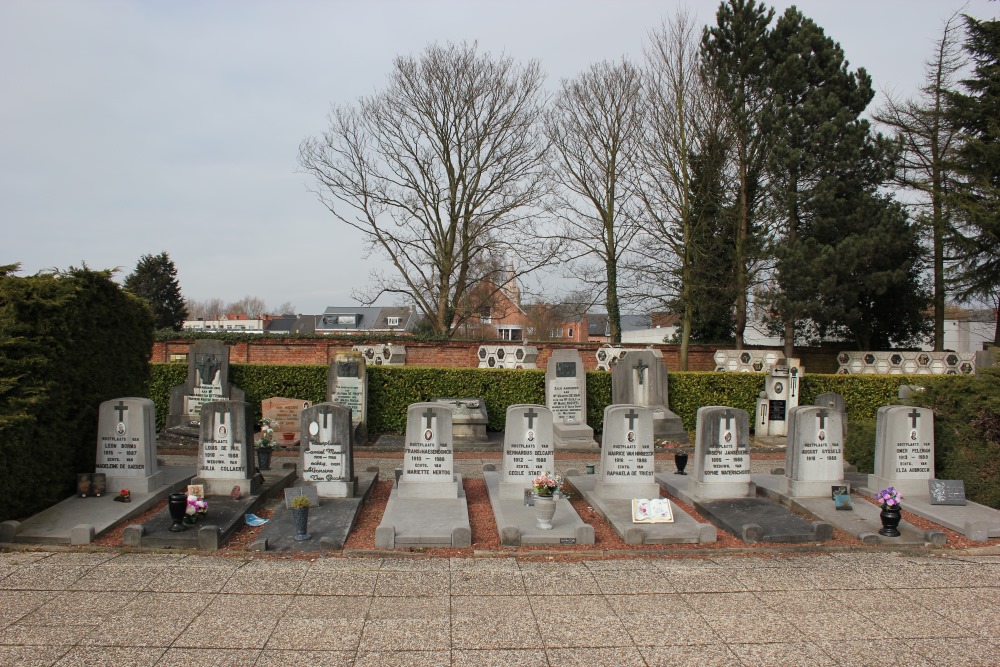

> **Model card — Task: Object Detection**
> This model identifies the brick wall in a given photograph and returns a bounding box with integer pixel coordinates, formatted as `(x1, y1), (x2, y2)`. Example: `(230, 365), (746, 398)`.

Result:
(151, 337), (841, 373)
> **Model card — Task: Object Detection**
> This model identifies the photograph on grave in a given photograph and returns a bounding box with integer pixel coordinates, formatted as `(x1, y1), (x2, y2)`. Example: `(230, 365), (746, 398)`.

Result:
(869, 405), (935, 496)
(595, 405), (659, 499)
(610, 349), (687, 442)
(782, 405), (846, 497)
(300, 403), (356, 498)
(544, 349), (596, 447)
(95, 397), (163, 495)
(499, 404), (554, 499)
(691, 406), (752, 499)
(167, 340), (245, 428)
(195, 400), (259, 496)
(328, 350), (368, 443)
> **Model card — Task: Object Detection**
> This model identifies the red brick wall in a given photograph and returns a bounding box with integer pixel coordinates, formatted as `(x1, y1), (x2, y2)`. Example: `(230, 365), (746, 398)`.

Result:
(151, 338), (841, 373)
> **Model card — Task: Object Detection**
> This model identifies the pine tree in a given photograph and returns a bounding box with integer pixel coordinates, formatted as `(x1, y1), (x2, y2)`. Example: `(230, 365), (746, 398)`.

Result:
(947, 17), (1000, 345)
(123, 252), (186, 331)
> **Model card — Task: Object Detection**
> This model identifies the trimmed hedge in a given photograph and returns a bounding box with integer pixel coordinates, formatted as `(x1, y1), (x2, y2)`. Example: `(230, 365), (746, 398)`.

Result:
(0, 267), (154, 522)
(148, 362), (948, 435)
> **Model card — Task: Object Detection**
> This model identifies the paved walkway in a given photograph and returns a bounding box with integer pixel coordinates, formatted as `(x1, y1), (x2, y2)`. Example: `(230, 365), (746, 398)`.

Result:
(1, 549), (999, 666)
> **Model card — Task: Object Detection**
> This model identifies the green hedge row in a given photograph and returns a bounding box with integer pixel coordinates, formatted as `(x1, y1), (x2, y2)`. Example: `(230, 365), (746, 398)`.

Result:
(149, 363), (947, 434)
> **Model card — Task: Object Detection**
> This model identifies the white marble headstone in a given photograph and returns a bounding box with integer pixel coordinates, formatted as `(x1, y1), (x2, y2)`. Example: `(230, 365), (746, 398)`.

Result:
(397, 403), (459, 498)
(95, 397), (163, 494)
(691, 406), (752, 499)
(783, 405), (845, 497)
(196, 400), (258, 496)
(500, 405), (554, 498)
(869, 405), (935, 496)
(594, 405), (659, 499)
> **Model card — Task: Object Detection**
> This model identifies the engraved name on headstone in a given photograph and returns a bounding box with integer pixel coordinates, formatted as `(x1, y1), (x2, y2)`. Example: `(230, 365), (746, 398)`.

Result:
(500, 405), (554, 498)
(95, 397), (163, 494)
(300, 403), (356, 497)
(691, 406), (752, 499)
(594, 405), (659, 499)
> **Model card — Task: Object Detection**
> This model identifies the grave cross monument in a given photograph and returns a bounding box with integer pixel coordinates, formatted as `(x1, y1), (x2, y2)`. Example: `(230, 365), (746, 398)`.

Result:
(610, 349), (688, 443)
(167, 340), (245, 429)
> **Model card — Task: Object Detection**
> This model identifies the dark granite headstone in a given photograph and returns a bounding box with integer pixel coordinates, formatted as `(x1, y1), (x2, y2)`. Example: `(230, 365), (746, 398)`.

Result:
(167, 340), (245, 428)
(929, 479), (967, 506)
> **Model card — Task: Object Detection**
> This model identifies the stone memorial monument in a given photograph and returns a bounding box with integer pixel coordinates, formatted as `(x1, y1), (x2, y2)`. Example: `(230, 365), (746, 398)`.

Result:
(498, 404), (554, 499)
(431, 397), (488, 442)
(782, 405), (846, 497)
(95, 397), (163, 494)
(869, 405), (935, 497)
(262, 397), (311, 443)
(594, 405), (659, 499)
(754, 360), (802, 437)
(610, 349), (688, 443)
(167, 340), (244, 428)
(300, 403), (356, 497)
(545, 349), (597, 448)
(691, 406), (753, 499)
(328, 350), (367, 443)
(193, 400), (259, 496)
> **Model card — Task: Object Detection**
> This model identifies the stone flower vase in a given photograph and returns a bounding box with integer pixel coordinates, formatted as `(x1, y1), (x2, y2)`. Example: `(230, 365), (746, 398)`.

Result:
(256, 447), (273, 471)
(292, 507), (311, 541)
(534, 494), (557, 530)
(878, 505), (902, 537)
(168, 492), (188, 532)
(674, 451), (689, 475)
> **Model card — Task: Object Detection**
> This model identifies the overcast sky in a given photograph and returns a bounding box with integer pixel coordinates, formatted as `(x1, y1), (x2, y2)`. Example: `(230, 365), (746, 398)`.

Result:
(2, 0), (996, 316)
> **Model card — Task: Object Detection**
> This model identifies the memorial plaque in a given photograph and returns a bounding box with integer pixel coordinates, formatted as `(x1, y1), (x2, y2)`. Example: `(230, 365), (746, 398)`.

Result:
(690, 406), (752, 499)
(556, 362), (577, 378)
(594, 405), (658, 499)
(500, 405), (554, 498)
(300, 403), (355, 497)
(262, 397), (311, 440)
(768, 400), (786, 422)
(929, 479), (967, 506)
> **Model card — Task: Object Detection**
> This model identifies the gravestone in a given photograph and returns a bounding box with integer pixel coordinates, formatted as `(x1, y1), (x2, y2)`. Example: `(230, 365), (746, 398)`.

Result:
(95, 397), (163, 495)
(192, 400), (259, 496)
(499, 405), (554, 499)
(300, 403), (356, 497)
(690, 406), (753, 499)
(545, 349), (596, 448)
(594, 405), (659, 499)
(397, 403), (459, 498)
(610, 350), (688, 443)
(869, 405), (935, 497)
(431, 397), (488, 441)
(754, 361), (802, 437)
(814, 392), (846, 413)
(328, 350), (367, 443)
(262, 397), (311, 443)
(167, 340), (245, 428)
(782, 405), (846, 497)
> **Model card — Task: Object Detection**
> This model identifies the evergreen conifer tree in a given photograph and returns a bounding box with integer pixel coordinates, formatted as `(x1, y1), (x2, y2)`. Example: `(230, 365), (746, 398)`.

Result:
(123, 252), (186, 331)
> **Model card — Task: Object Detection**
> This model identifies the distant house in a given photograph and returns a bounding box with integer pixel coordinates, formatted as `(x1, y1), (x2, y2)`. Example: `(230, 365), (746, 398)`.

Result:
(312, 306), (418, 335)
(182, 313), (266, 333)
(588, 314), (653, 343)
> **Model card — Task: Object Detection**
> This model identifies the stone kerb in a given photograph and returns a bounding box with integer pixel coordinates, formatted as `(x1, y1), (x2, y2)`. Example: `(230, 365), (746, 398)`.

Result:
(690, 406), (753, 500)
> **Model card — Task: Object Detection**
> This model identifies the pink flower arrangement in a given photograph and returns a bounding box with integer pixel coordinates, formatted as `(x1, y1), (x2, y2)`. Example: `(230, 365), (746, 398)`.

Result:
(532, 471), (562, 497)
(186, 494), (208, 519)
(876, 487), (902, 509)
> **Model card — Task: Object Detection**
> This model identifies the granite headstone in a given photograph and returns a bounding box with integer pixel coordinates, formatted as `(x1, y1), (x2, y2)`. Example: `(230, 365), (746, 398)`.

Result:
(167, 340), (245, 428)
(95, 397), (163, 494)
(499, 405), (554, 499)
(300, 403), (356, 497)
(610, 349), (687, 442)
(193, 400), (259, 496)
(690, 406), (753, 499)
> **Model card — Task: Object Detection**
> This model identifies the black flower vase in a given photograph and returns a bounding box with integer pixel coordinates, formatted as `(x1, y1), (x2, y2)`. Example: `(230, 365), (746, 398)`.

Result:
(168, 492), (188, 532)
(256, 448), (272, 471)
(878, 505), (902, 537)
(674, 451), (689, 475)
(292, 507), (311, 541)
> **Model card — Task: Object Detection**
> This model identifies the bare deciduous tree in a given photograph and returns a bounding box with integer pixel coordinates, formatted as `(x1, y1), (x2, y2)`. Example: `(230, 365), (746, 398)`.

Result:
(545, 59), (645, 345)
(184, 297), (225, 321)
(227, 296), (268, 318)
(873, 9), (965, 351)
(299, 42), (558, 337)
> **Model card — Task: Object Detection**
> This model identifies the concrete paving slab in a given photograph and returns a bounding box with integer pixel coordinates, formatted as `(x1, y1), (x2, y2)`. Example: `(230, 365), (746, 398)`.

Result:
(121, 468), (296, 550)
(482, 469), (594, 546)
(4, 465), (196, 545)
(754, 473), (946, 546)
(656, 472), (831, 544)
(251, 472), (378, 551)
(568, 474), (716, 545)
(375, 476), (471, 548)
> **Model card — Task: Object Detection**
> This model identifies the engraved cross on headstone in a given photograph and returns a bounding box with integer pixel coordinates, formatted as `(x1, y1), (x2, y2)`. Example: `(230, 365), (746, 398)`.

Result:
(625, 408), (639, 431)
(422, 408), (436, 430)
(113, 400), (128, 423)
(634, 359), (649, 386)
(908, 408), (921, 429)
(524, 408), (538, 430)
(817, 410), (828, 430)
(722, 410), (734, 431)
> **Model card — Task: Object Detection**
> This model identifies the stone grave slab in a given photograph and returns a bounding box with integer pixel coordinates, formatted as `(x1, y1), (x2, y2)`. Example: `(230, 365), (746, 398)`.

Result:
(167, 340), (244, 428)
(262, 397), (311, 446)
(2, 464), (195, 546)
(299, 403), (356, 498)
(250, 471), (378, 551)
(690, 496), (833, 544)
(868, 405), (935, 497)
(610, 349), (688, 443)
(431, 397), (488, 442)
(122, 468), (296, 550)
(95, 397), (163, 495)
(328, 350), (368, 443)
(782, 405), (846, 497)
(752, 473), (947, 545)
(545, 349), (597, 449)
(569, 474), (715, 545)
(375, 403), (470, 547)
(483, 468), (594, 546)
(193, 400), (260, 497)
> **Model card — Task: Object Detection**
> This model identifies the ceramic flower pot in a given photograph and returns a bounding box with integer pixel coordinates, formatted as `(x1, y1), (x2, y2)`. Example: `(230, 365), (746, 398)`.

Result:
(674, 451), (689, 475)
(292, 507), (311, 541)
(878, 505), (902, 537)
(533, 495), (557, 530)
(168, 493), (188, 532)
(256, 448), (273, 471)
